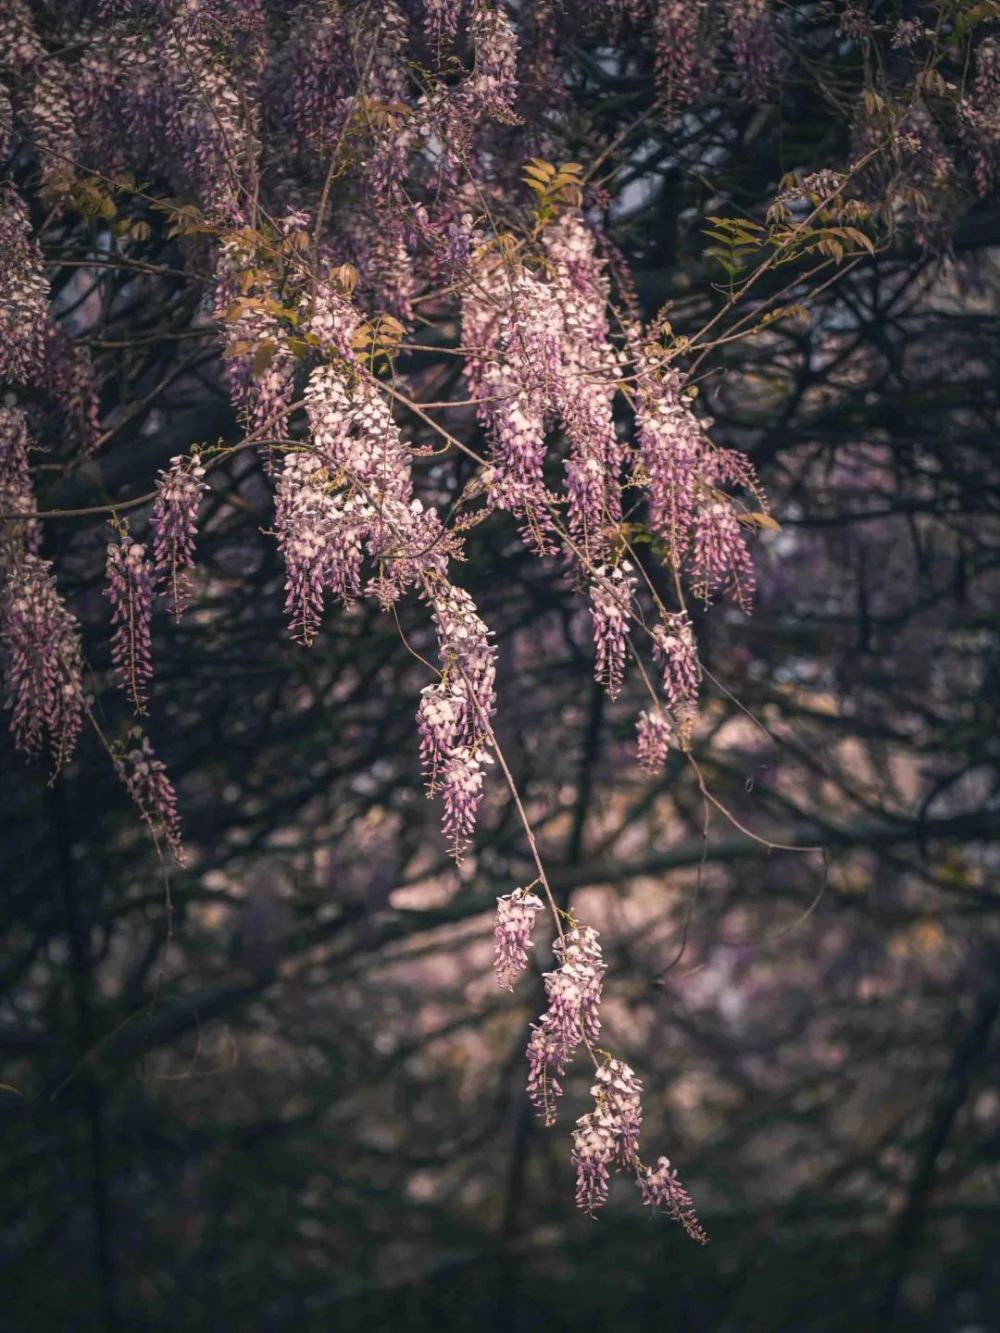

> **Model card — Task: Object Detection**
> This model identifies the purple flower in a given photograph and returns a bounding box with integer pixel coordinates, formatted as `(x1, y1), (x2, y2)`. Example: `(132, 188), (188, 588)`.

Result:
(638, 1155), (709, 1244)
(114, 736), (185, 864)
(654, 0), (716, 108)
(440, 745), (489, 860)
(690, 500), (756, 612)
(635, 372), (703, 569)
(0, 406), (40, 558)
(494, 885), (545, 990)
(590, 565), (635, 699)
(0, 184), (49, 385)
(526, 925), (607, 1124)
(106, 532), (155, 714)
(571, 1114), (614, 1215)
(636, 707), (673, 772)
(961, 39), (1000, 198)
(423, 0), (467, 49)
(726, 0), (783, 102)
(572, 1058), (644, 1215)
(150, 455), (207, 619)
(463, 3), (520, 124)
(0, 553), (84, 772)
(651, 610), (701, 721)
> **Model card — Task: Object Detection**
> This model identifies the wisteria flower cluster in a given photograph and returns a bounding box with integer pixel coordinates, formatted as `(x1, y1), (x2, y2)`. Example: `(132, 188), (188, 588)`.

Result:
(495, 891), (709, 1239)
(0, 185), (48, 384)
(0, 406), (83, 772)
(150, 455), (208, 620)
(493, 884), (545, 991)
(1, 0), (781, 859)
(113, 735), (186, 866)
(106, 528), (155, 715)
(4, 0), (980, 1236)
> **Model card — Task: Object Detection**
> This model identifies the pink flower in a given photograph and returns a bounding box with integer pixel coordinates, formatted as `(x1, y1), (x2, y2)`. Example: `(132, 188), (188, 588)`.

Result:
(0, 184), (49, 385)
(0, 553), (84, 772)
(690, 500), (756, 611)
(526, 925), (607, 1124)
(651, 611), (701, 717)
(0, 406), (40, 558)
(440, 745), (489, 860)
(727, 0), (783, 101)
(494, 886), (545, 990)
(114, 736), (185, 864)
(150, 455), (207, 619)
(572, 1059), (644, 1215)
(636, 707), (673, 772)
(106, 533), (155, 714)
(590, 565), (635, 699)
(635, 371), (703, 568)
(654, 0), (716, 108)
(638, 1155), (709, 1244)
(571, 1114), (614, 1215)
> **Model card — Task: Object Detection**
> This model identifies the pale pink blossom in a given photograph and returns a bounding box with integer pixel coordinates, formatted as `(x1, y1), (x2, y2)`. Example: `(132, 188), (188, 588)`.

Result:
(494, 886), (545, 990)
(638, 1155), (709, 1244)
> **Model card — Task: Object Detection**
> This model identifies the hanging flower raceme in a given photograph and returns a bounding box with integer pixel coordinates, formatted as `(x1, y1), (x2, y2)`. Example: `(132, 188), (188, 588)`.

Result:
(633, 344), (764, 613)
(0, 553), (85, 773)
(654, 0), (716, 108)
(162, 0), (269, 78)
(293, 364), (494, 858)
(105, 529), (155, 714)
(590, 564), (635, 699)
(150, 455), (207, 619)
(571, 1059), (644, 1215)
(726, 0), (783, 101)
(638, 1156), (709, 1244)
(0, 406), (40, 559)
(0, 0), (44, 76)
(526, 925), (607, 1125)
(470, 264), (563, 512)
(440, 744), (491, 859)
(0, 1), (75, 192)
(636, 706), (673, 772)
(270, 0), (354, 162)
(304, 277), (361, 362)
(512, 920), (708, 1237)
(634, 368), (704, 569)
(544, 215), (623, 561)
(463, 2), (521, 125)
(274, 450), (363, 644)
(961, 38), (1000, 198)
(493, 885), (545, 990)
(0, 185), (49, 386)
(227, 309), (297, 435)
(691, 500), (756, 611)
(424, 0), (467, 50)
(0, 83), (11, 159)
(297, 366), (454, 607)
(0, 407), (83, 771)
(498, 895), (709, 1232)
(214, 233), (296, 436)
(417, 684), (464, 791)
(651, 611), (701, 719)
(425, 584), (495, 741)
(37, 325), (101, 456)
(419, 581), (497, 858)
(463, 213), (622, 564)
(274, 371), (384, 638)
(113, 735), (185, 865)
